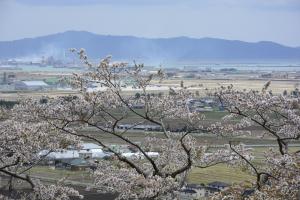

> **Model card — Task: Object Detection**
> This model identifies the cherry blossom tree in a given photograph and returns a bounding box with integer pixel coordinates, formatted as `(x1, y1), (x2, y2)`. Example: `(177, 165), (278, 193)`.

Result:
(25, 49), (243, 199)
(211, 85), (300, 199)
(0, 103), (83, 199)
(0, 49), (298, 199)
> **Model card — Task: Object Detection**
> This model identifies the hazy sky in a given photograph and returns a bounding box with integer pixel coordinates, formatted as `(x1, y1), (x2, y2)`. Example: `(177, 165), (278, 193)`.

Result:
(0, 0), (300, 47)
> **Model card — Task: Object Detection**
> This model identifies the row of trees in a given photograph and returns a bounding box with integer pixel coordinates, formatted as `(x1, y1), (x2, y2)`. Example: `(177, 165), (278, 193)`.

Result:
(0, 50), (299, 199)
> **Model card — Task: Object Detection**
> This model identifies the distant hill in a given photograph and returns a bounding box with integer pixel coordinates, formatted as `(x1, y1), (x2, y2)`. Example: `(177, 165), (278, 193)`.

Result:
(0, 31), (299, 62)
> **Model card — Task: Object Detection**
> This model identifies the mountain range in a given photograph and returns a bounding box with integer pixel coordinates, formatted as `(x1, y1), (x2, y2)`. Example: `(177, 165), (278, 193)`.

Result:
(0, 31), (299, 62)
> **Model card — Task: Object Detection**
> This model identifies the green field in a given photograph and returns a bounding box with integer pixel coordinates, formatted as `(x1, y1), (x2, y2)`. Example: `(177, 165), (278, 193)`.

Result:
(23, 145), (299, 188)
(188, 146), (299, 185)
(27, 166), (91, 181)
(26, 164), (254, 186)
(188, 164), (254, 184)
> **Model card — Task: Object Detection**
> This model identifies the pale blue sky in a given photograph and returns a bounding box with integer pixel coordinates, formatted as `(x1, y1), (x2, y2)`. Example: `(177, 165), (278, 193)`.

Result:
(0, 0), (300, 46)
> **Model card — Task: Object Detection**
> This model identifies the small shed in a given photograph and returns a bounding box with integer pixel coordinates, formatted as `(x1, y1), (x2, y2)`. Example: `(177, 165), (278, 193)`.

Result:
(69, 158), (89, 171)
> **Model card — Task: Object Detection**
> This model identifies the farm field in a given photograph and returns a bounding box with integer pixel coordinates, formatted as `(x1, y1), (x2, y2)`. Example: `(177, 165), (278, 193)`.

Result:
(1, 78), (298, 101)
(23, 164), (254, 187)
(153, 78), (299, 94)
(187, 164), (255, 185)
(20, 145), (299, 188)
(0, 90), (78, 101)
(1, 76), (299, 195)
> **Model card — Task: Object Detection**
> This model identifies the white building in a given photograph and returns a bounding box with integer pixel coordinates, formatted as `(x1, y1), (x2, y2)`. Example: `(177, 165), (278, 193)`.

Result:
(38, 143), (109, 160)
(78, 143), (108, 159)
(121, 152), (159, 159)
(15, 81), (49, 90)
(38, 149), (79, 160)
